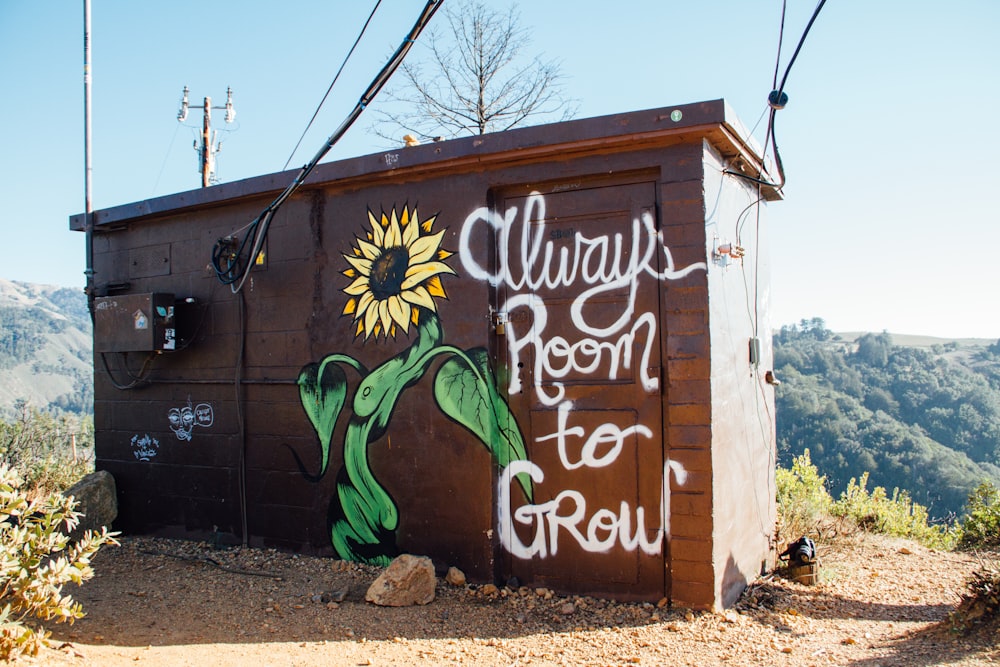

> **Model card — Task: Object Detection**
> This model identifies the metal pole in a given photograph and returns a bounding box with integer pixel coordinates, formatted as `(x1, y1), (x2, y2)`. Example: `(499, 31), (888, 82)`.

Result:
(202, 96), (212, 187)
(83, 0), (95, 314)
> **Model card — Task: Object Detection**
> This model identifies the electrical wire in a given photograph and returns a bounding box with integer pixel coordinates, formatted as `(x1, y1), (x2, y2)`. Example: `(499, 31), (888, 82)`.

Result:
(101, 352), (156, 391)
(236, 289), (248, 547)
(150, 122), (181, 198)
(724, 0), (827, 191)
(283, 0), (384, 171)
(212, 0), (443, 294)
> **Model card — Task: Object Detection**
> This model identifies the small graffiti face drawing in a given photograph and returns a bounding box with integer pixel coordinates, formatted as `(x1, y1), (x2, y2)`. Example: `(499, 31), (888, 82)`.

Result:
(168, 402), (214, 441)
(168, 407), (194, 441)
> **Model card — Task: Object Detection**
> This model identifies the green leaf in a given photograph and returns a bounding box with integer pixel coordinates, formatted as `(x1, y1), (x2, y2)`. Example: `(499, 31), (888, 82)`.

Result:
(434, 348), (532, 501)
(297, 356), (349, 477)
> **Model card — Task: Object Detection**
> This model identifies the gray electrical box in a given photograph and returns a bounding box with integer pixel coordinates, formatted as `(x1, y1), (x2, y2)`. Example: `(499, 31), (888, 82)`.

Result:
(94, 293), (176, 353)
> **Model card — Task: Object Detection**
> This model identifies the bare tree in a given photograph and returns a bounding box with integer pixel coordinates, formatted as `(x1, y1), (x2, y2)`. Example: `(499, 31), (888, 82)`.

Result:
(370, 0), (576, 142)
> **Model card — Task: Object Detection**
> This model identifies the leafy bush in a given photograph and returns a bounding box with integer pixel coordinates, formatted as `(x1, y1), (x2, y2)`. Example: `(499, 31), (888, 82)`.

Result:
(0, 405), (93, 496)
(832, 472), (953, 549)
(776, 450), (954, 549)
(776, 449), (834, 542)
(0, 465), (118, 658)
(958, 481), (1000, 549)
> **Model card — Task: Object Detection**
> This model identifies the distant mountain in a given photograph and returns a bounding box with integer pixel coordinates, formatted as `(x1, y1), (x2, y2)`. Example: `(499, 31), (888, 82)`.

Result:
(0, 279), (92, 418)
(775, 318), (1000, 519)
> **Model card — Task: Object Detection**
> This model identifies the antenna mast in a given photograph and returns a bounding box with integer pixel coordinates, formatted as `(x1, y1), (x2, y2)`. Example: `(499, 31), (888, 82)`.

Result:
(83, 0), (94, 314)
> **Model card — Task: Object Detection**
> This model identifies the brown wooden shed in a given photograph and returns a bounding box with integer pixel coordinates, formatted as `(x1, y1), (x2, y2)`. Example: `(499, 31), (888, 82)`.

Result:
(72, 99), (780, 609)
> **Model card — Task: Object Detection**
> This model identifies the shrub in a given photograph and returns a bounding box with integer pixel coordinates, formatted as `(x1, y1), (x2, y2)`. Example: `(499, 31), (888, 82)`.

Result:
(832, 472), (953, 549)
(776, 449), (834, 542)
(0, 405), (93, 496)
(958, 481), (1000, 549)
(0, 465), (118, 659)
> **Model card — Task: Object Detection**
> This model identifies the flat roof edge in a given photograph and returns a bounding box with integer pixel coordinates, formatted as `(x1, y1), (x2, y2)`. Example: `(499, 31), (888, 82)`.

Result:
(71, 99), (777, 230)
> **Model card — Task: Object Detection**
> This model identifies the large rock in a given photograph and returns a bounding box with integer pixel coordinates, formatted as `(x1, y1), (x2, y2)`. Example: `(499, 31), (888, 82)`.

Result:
(365, 554), (436, 606)
(64, 470), (118, 541)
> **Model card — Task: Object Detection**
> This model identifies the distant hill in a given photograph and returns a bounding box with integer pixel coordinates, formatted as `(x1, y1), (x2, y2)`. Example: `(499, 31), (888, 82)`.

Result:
(775, 318), (1000, 519)
(0, 279), (92, 419)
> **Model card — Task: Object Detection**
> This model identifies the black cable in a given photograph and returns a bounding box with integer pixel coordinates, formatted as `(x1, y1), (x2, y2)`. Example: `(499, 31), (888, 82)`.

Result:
(101, 352), (156, 391)
(212, 0), (444, 294)
(725, 0), (827, 191)
(236, 289), (248, 547)
(138, 548), (284, 579)
(283, 0), (384, 171)
(774, 0), (827, 104)
(772, 0), (787, 91)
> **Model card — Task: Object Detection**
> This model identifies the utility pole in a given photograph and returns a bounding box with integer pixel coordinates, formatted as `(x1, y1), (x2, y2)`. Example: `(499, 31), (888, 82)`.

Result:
(177, 86), (235, 187)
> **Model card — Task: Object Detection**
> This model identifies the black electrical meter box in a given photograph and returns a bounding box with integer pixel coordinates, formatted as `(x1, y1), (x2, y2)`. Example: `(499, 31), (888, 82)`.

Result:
(94, 293), (176, 353)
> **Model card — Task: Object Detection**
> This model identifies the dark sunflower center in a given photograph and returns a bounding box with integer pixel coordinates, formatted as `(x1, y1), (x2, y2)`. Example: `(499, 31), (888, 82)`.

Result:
(369, 246), (409, 300)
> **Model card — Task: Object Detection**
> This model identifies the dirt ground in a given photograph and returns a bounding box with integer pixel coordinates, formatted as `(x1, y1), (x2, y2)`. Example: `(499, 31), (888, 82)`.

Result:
(23, 532), (1000, 666)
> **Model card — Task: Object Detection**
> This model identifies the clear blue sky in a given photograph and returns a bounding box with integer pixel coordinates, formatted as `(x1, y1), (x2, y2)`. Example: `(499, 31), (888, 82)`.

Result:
(1, 1), (997, 338)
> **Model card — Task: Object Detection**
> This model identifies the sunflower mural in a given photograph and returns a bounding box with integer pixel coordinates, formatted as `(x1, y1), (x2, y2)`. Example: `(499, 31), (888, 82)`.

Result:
(297, 204), (532, 566)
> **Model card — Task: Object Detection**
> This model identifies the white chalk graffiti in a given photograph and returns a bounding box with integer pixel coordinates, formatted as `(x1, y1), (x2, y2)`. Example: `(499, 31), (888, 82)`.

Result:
(460, 192), (705, 405)
(131, 434), (160, 461)
(459, 192), (702, 560)
(497, 457), (688, 558)
(535, 401), (653, 471)
(168, 400), (214, 441)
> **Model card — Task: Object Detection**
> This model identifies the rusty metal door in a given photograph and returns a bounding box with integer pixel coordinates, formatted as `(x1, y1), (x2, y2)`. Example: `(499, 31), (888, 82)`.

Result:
(491, 178), (666, 600)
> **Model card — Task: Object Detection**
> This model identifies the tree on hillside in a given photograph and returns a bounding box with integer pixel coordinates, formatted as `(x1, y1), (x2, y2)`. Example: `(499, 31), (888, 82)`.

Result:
(369, 0), (576, 142)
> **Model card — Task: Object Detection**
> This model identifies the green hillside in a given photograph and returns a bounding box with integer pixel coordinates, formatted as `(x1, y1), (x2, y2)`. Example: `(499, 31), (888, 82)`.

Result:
(774, 318), (1000, 519)
(0, 279), (92, 419)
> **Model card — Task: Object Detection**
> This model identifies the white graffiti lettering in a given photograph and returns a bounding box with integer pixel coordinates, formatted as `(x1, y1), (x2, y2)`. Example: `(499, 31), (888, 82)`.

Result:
(459, 193), (705, 334)
(505, 298), (658, 406)
(131, 434), (160, 461)
(463, 192), (702, 561)
(460, 192), (705, 404)
(535, 401), (653, 470)
(498, 459), (687, 558)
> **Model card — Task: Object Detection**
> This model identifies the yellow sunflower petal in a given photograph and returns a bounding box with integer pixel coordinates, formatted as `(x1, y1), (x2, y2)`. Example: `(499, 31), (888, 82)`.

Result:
(385, 211), (402, 247)
(364, 303), (380, 339)
(408, 230), (446, 264)
(343, 267), (357, 279)
(388, 295), (411, 333)
(426, 275), (447, 298)
(344, 276), (372, 296)
(355, 291), (375, 321)
(400, 285), (436, 311)
(357, 238), (381, 260)
(344, 254), (373, 276)
(437, 248), (453, 260)
(421, 214), (437, 234)
(378, 299), (393, 336)
(411, 307), (420, 326)
(343, 297), (357, 316)
(368, 210), (385, 247)
(356, 319), (366, 337)
(401, 261), (457, 290)
(402, 208), (419, 247)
